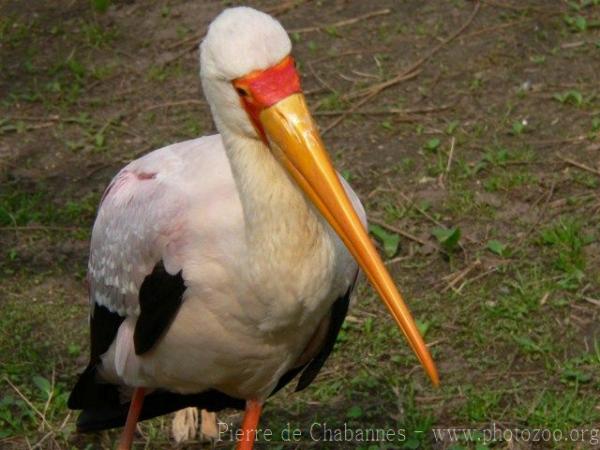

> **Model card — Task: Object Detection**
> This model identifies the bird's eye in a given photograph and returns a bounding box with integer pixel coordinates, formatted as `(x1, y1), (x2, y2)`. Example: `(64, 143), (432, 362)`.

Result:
(236, 87), (249, 97)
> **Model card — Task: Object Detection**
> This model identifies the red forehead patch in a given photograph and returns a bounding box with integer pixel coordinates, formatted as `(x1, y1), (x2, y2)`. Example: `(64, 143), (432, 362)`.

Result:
(235, 56), (301, 108)
(233, 56), (302, 143)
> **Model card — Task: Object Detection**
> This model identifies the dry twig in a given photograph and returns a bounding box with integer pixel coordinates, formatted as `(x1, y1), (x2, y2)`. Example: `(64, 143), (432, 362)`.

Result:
(481, 0), (563, 14)
(289, 8), (390, 33)
(40, 367), (55, 432)
(441, 260), (481, 293)
(348, 1), (480, 102)
(368, 218), (430, 248)
(307, 62), (336, 94)
(3, 377), (54, 432)
(313, 103), (454, 116)
(459, 265), (502, 292)
(140, 99), (206, 113)
(322, 1), (481, 134)
(321, 69), (421, 134)
(398, 191), (444, 228)
(461, 18), (531, 40)
(446, 136), (456, 173)
(583, 296), (600, 307)
(32, 431), (54, 450)
(309, 48), (388, 64)
(528, 135), (587, 146)
(558, 156), (600, 177)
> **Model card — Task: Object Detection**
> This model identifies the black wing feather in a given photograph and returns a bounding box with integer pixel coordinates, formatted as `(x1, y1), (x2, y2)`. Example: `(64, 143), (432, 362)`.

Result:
(76, 388), (244, 432)
(70, 263), (359, 431)
(134, 261), (185, 355)
(68, 303), (124, 409)
(69, 260), (185, 410)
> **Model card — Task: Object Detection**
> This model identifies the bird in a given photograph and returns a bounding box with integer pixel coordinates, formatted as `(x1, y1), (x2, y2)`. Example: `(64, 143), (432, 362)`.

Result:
(67, 6), (439, 450)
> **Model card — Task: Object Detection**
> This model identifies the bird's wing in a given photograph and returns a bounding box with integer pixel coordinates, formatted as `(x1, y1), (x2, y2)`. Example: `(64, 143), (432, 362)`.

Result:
(70, 135), (238, 410)
(88, 135), (229, 318)
(86, 135), (240, 356)
(89, 153), (186, 318)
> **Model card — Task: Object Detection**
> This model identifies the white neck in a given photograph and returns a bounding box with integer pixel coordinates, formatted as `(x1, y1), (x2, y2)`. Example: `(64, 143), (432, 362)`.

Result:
(220, 129), (324, 259)
(219, 127), (337, 330)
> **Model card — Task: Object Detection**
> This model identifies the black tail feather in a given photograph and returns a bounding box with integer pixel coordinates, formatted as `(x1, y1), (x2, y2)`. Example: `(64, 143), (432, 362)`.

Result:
(70, 275), (357, 433)
(69, 362), (245, 433)
(74, 383), (245, 433)
(68, 365), (121, 410)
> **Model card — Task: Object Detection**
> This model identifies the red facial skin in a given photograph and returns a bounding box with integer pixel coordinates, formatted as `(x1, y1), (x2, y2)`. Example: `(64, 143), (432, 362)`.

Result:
(232, 56), (301, 143)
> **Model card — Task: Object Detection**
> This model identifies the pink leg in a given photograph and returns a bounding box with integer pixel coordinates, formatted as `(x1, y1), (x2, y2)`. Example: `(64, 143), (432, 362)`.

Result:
(117, 387), (146, 450)
(235, 399), (263, 450)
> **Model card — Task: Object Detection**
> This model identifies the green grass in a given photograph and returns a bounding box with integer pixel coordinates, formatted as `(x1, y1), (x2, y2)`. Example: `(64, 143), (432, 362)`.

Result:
(539, 217), (594, 290)
(0, 277), (87, 442)
(0, 186), (98, 228)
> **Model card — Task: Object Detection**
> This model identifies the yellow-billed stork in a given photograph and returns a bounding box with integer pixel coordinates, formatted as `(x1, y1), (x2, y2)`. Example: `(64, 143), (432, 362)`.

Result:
(68, 7), (439, 450)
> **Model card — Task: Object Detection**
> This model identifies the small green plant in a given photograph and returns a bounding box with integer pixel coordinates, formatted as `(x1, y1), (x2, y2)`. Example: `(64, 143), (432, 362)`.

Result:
(324, 26), (340, 38)
(487, 239), (508, 257)
(539, 217), (593, 290)
(560, 343), (599, 386)
(381, 120), (394, 130)
(424, 138), (441, 152)
(470, 74), (484, 90)
(91, 0), (110, 12)
(562, 367), (593, 384)
(346, 404), (363, 419)
(483, 147), (509, 166)
(461, 387), (502, 422)
(341, 169), (353, 182)
(564, 14), (588, 32)
(553, 90), (584, 106)
(484, 171), (536, 192)
(369, 224), (400, 257)
(514, 335), (544, 354)
(415, 319), (430, 337)
(568, 0), (600, 10)
(572, 171), (598, 188)
(510, 120), (526, 135)
(318, 92), (343, 111)
(432, 226), (461, 251)
(383, 202), (405, 222)
(160, 5), (171, 18)
(65, 57), (86, 79)
(147, 65), (169, 82)
(81, 22), (116, 47)
(445, 120), (459, 135)
(530, 55), (546, 64)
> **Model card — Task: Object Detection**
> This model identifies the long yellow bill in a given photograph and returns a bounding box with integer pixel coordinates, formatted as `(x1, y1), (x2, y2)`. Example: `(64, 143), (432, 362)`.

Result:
(260, 93), (439, 386)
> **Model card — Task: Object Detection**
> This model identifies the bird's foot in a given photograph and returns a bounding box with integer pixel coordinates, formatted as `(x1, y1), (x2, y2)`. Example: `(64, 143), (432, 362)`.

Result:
(200, 410), (220, 442)
(171, 407), (199, 443)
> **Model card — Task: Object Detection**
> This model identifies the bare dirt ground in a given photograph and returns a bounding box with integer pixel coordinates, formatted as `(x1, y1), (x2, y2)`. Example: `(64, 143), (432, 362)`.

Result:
(1, 0), (599, 449)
